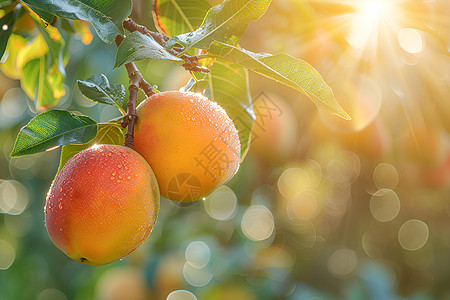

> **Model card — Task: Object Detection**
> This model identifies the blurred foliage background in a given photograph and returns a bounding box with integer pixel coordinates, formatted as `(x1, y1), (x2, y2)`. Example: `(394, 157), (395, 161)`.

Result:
(1, 0), (450, 299)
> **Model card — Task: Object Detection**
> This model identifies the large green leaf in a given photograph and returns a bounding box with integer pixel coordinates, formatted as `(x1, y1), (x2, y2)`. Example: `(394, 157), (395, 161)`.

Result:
(58, 122), (125, 172)
(190, 59), (255, 158)
(114, 31), (183, 69)
(0, 7), (18, 58)
(10, 110), (98, 157)
(21, 0), (132, 43)
(209, 42), (351, 120)
(165, 0), (271, 53)
(154, 0), (211, 36)
(77, 74), (126, 115)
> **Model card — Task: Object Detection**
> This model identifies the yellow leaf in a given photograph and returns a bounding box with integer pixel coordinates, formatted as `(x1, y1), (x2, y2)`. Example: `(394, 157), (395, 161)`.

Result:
(16, 34), (48, 70)
(0, 34), (28, 79)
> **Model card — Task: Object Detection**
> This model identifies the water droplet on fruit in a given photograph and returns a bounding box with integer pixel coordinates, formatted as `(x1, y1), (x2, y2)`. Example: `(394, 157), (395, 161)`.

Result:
(59, 187), (62, 192)
(59, 203), (63, 209)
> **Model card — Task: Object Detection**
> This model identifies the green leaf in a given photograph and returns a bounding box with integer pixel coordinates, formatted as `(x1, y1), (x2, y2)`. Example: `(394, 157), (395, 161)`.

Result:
(15, 27), (65, 110)
(209, 42), (351, 120)
(57, 122), (125, 172)
(10, 110), (98, 157)
(20, 56), (65, 110)
(33, 16), (66, 76)
(165, 0), (271, 52)
(0, 7), (18, 58)
(77, 74), (126, 115)
(21, 0), (132, 43)
(114, 31), (183, 69)
(154, 0), (211, 36)
(26, 5), (55, 24)
(194, 59), (255, 158)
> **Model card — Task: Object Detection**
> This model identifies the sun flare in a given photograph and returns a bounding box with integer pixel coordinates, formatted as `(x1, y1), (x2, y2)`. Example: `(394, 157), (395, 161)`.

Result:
(359, 0), (392, 21)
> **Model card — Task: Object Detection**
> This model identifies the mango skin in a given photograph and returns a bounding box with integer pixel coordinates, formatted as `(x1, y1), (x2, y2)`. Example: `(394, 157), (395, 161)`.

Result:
(45, 144), (160, 265)
(133, 91), (241, 202)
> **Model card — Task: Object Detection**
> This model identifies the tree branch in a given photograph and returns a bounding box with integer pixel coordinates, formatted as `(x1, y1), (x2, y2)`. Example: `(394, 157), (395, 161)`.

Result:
(122, 18), (210, 74)
(115, 35), (155, 148)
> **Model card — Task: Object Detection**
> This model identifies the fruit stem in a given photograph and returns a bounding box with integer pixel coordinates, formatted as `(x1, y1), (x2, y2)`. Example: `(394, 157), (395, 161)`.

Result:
(115, 35), (155, 148)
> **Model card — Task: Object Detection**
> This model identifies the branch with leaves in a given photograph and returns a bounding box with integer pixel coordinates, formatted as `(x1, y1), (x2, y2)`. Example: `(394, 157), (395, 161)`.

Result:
(6, 0), (350, 166)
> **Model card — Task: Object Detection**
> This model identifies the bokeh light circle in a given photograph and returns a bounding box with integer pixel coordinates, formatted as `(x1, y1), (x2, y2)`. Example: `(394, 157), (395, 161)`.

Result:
(182, 262), (213, 287)
(204, 186), (237, 220)
(0, 239), (15, 270)
(278, 168), (311, 198)
(0, 180), (29, 215)
(241, 205), (275, 241)
(185, 241), (210, 269)
(37, 289), (67, 300)
(373, 163), (399, 190)
(288, 189), (322, 220)
(370, 189), (401, 222)
(327, 248), (358, 277)
(398, 28), (423, 54)
(398, 219), (429, 251)
(167, 290), (197, 300)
